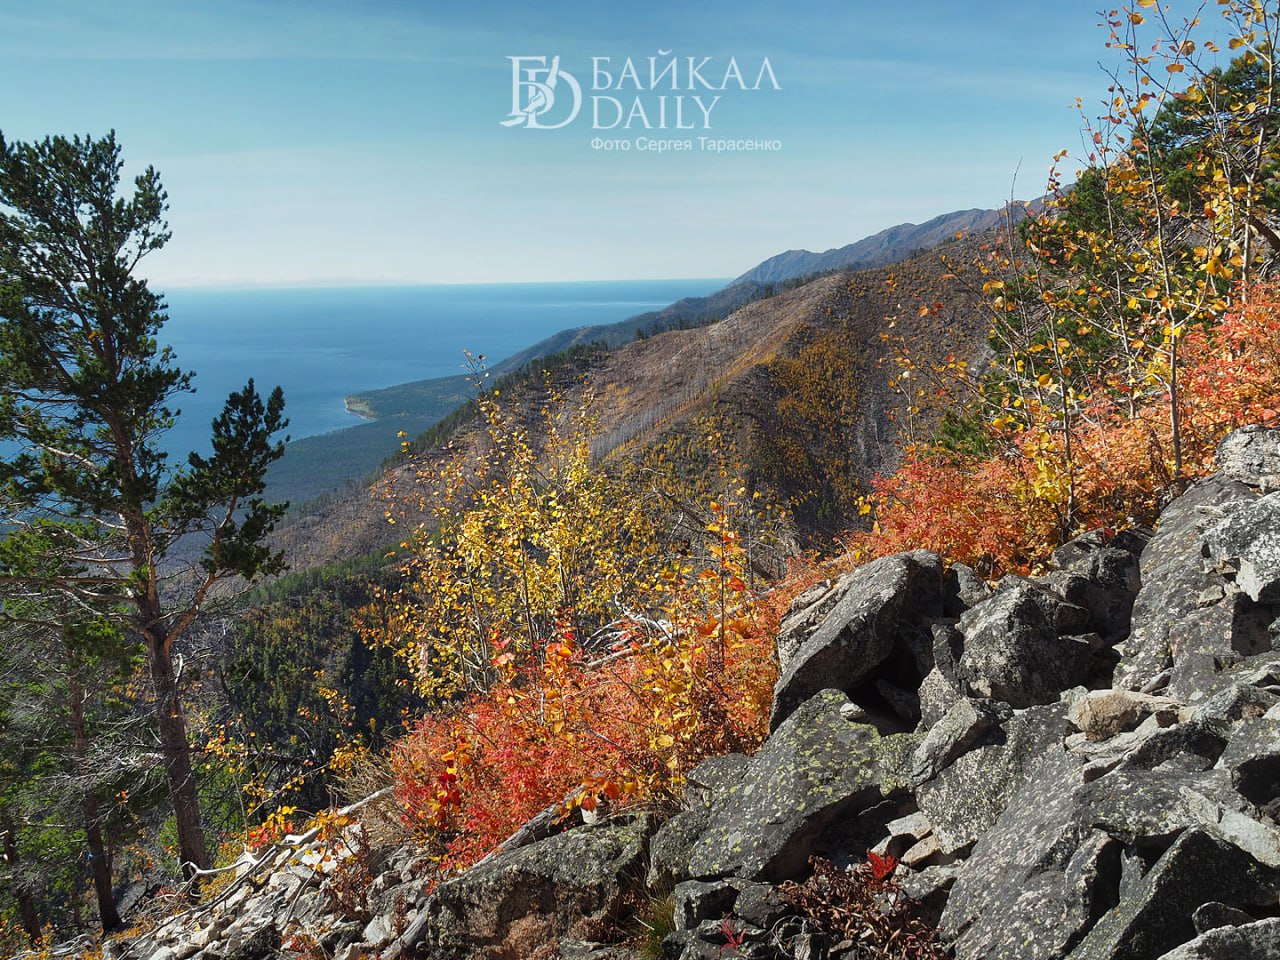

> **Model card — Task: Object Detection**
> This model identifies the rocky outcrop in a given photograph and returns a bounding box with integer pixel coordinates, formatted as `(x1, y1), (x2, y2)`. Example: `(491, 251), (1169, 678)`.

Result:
(771, 550), (945, 730)
(685, 689), (889, 882)
(1217, 424), (1280, 493)
(117, 427), (1280, 960)
(419, 815), (655, 960)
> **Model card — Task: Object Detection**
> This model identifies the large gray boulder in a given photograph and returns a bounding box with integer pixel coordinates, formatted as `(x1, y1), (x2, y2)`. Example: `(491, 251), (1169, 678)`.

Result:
(957, 580), (1093, 707)
(417, 815), (654, 960)
(647, 754), (752, 888)
(1204, 492), (1280, 603)
(1046, 529), (1145, 643)
(917, 702), (1069, 855)
(911, 697), (1010, 785)
(1156, 917), (1280, 959)
(1067, 828), (1273, 960)
(687, 689), (888, 882)
(1116, 474), (1259, 692)
(940, 738), (1260, 960)
(940, 749), (1113, 960)
(770, 551), (944, 730)
(1165, 592), (1276, 702)
(1217, 425), (1280, 493)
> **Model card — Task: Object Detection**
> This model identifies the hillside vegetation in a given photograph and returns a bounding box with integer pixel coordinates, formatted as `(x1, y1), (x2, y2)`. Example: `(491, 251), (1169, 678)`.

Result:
(3, 1), (1280, 957)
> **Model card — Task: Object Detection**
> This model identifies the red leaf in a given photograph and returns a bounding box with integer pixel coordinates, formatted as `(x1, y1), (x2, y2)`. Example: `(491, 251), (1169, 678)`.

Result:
(867, 849), (899, 882)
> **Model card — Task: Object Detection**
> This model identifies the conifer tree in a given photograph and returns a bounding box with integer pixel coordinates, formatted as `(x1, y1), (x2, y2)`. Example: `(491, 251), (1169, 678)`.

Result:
(0, 131), (289, 878)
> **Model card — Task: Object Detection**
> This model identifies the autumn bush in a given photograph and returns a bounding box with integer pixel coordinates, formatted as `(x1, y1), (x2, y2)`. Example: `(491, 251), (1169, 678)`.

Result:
(390, 606), (778, 873)
(859, 279), (1280, 576)
(360, 376), (800, 875)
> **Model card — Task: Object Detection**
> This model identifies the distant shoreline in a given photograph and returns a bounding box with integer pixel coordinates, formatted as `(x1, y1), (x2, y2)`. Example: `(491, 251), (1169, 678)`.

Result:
(344, 397), (377, 420)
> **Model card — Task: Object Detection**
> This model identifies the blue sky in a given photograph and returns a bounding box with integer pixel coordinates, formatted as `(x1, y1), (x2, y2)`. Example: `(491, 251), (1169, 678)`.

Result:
(0, 0), (1220, 287)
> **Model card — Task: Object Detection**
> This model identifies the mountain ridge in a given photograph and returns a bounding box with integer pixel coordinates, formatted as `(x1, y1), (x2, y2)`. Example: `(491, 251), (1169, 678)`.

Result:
(734, 207), (1006, 285)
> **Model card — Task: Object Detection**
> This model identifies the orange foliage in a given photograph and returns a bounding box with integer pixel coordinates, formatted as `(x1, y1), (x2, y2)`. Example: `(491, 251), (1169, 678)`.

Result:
(856, 281), (1280, 576)
(391, 601), (778, 875)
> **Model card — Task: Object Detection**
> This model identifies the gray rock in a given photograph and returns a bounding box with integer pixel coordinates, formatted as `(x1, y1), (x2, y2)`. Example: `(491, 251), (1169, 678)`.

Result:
(838, 700), (869, 721)
(1078, 767), (1242, 843)
(1179, 787), (1280, 867)
(648, 806), (710, 888)
(918, 665), (963, 730)
(361, 914), (391, 947)
(898, 862), (961, 902)
(918, 702), (1069, 854)
(1217, 425), (1280, 492)
(1047, 533), (1143, 642)
(941, 748), (1116, 960)
(685, 754), (750, 807)
(559, 940), (644, 960)
(687, 689), (887, 882)
(672, 880), (738, 931)
(1118, 475), (1258, 691)
(875, 677), (921, 725)
(911, 697), (1010, 785)
(1067, 828), (1273, 960)
(320, 922), (365, 953)
(1204, 493), (1280, 603)
(1191, 901), (1257, 934)
(770, 551), (944, 730)
(731, 882), (789, 929)
(1112, 722), (1226, 774)
(221, 925), (279, 960)
(942, 747), (1257, 960)
(1166, 593), (1278, 702)
(1156, 917), (1280, 959)
(1216, 716), (1280, 806)
(884, 810), (932, 845)
(900, 834), (941, 867)
(932, 620), (965, 681)
(957, 580), (1094, 707)
(418, 814), (654, 960)
(1193, 683), (1280, 727)
(876, 730), (926, 799)
(944, 563), (991, 617)
(776, 580), (838, 672)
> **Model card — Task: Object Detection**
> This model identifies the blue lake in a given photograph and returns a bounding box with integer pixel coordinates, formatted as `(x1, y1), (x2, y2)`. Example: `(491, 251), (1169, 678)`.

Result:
(159, 279), (724, 458)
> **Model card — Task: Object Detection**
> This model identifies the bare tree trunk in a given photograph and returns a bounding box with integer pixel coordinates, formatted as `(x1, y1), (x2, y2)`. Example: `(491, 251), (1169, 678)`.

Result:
(1, 817), (42, 941)
(68, 669), (123, 931)
(145, 633), (210, 879)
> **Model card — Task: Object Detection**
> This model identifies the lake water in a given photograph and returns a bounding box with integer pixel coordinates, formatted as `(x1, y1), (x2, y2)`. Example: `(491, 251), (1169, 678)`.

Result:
(159, 279), (723, 459)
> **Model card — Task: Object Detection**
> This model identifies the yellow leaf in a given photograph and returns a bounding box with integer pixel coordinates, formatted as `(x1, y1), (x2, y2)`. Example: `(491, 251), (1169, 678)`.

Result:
(1037, 373), (1053, 387)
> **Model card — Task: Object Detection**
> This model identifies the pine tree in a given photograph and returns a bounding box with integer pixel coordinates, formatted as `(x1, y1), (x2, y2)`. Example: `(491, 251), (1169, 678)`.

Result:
(0, 131), (289, 879)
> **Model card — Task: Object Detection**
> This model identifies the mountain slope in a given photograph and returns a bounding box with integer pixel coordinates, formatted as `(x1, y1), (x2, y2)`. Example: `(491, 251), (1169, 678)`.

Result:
(264, 207), (1016, 510)
(274, 235), (994, 569)
(734, 208), (1005, 285)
